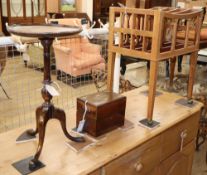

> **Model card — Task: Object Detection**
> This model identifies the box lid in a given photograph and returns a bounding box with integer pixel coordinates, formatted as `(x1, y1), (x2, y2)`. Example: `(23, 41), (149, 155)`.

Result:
(78, 91), (126, 107)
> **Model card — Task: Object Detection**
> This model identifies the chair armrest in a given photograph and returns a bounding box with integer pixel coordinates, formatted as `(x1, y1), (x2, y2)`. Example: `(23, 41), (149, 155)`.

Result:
(81, 43), (101, 54)
(200, 28), (207, 40)
(11, 34), (38, 44)
(53, 44), (71, 55)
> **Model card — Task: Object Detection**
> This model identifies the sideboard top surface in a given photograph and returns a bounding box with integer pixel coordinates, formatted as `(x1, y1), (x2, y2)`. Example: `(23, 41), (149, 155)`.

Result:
(0, 86), (202, 175)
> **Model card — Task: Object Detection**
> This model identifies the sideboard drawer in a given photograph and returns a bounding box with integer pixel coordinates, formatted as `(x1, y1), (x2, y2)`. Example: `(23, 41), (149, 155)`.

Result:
(89, 169), (100, 175)
(161, 111), (200, 161)
(160, 140), (195, 175)
(104, 135), (161, 175)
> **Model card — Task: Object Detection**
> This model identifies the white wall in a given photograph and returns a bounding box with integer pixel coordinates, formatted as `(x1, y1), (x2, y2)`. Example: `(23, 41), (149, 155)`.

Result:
(0, 8), (2, 32)
(172, 0), (177, 7)
(81, 0), (93, 21)
(47, 0), (93, 20)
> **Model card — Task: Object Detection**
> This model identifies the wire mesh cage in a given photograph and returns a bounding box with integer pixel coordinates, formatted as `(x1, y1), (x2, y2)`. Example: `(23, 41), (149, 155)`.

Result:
(90, 34), (108, 61)
(0, 35), (108, 134)
(1, 32), (207, 134)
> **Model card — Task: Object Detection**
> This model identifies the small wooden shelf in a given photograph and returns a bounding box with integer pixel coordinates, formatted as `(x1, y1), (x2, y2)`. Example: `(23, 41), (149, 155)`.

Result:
(107, 7), (203, 126)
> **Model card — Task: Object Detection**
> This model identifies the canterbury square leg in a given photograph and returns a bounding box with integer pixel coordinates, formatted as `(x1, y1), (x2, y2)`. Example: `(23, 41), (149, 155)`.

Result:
(147, 60), (158, 124)
(107, 52), (116, 91)
(187, 52), (198, 104)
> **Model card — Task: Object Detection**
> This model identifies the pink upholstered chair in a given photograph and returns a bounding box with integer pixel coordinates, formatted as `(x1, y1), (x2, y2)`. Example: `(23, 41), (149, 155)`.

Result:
(48, 18), (83, 28)
(53, 36), (105, 78)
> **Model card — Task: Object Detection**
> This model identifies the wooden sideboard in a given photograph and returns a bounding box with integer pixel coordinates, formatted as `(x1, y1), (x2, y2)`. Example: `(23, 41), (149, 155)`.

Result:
(93, 0), (139, 27)
(0, 86), (202, 175)
(93, 0), (172, 26)
(143, 0), (172, 8)
(0, 0), (47, 35)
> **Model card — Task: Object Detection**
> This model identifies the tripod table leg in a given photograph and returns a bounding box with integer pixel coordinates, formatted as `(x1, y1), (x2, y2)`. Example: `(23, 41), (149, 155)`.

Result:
(55, 108), (85, 142)
(29, 109), (48, 170)
(27, 107), (41, 136)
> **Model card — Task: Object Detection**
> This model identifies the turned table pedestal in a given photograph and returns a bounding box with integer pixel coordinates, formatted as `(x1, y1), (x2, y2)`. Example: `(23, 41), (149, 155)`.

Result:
(7, 24), (85, 171)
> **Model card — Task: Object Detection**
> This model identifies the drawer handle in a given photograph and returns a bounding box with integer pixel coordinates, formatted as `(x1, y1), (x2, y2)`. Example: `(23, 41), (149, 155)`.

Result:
(134, 162), (143, 172)
(180, 130), (188, 151)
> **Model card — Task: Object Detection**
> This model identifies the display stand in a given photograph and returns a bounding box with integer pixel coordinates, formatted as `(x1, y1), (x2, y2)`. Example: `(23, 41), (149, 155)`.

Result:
(7, 24), (85, 173)
(107, 7), (203, 128)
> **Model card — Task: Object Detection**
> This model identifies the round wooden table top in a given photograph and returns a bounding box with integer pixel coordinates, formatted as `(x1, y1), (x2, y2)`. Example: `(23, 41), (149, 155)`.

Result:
(7, 24), (82, 38)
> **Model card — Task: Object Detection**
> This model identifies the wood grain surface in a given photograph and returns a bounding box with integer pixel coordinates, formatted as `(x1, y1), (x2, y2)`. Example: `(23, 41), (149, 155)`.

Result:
(0, 86), (202, 175)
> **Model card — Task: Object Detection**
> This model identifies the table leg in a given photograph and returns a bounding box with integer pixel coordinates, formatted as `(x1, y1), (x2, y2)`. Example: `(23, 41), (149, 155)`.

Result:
(54, 107), (84, 142)
(27, 108), (40, 136)
(29, 105), (48, 170)
(26, 38), (85, 170)
(28, 88), (84, 169)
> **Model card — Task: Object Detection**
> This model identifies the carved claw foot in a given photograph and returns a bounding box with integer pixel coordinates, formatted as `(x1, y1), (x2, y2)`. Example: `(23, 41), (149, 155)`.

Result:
(27, 129), (38, 136)
(70, 136), (85, 143)
(29, 159), (39, 170)
(187, 99), (194, 105)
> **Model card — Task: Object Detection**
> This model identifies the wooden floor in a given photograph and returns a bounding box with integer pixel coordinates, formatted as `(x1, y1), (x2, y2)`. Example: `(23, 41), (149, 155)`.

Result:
(0, 56), (207, 174)
(192, 142), (207, 175)
(0, 57), (98, 133)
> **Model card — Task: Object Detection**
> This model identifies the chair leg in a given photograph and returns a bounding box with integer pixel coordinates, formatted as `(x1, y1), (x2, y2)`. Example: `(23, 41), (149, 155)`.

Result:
(120, 56), (127, 75)
(166, 60), (170, 78)
(206, 151), (207, 164)
(196, 129), (200, 151)
(178, 55), (183, 73)
(169, 57), (176, 88)
(24, 60), (28, 67)
(0, 82), (10, 99)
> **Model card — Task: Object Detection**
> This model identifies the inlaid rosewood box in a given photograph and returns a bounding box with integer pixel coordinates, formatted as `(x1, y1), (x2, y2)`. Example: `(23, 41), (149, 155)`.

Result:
(76, 92), (126, 137)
